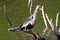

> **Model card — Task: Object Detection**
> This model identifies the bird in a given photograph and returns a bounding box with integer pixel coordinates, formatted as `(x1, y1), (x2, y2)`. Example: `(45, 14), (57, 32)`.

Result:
(7, 5), (41, 33)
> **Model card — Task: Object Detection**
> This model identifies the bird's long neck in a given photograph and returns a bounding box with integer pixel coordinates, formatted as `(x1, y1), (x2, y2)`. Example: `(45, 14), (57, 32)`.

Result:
(32, 5), (40, 20)
(33, 5), (40, 15)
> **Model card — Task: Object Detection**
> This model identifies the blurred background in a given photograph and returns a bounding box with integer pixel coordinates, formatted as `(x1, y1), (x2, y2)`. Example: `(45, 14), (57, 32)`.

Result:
(0, 0), (60, 40)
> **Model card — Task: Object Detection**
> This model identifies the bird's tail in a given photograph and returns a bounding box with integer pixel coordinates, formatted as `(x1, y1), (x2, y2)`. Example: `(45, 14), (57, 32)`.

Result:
(8, 27), (20, 32)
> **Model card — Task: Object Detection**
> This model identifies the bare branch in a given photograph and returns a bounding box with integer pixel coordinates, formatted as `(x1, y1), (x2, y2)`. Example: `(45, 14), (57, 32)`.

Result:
(28, 0), (33, 15)
(56, 12), (59, 27)
(39, 6), (48, 35)
(46, 30), (51, 36)
(45, 14), (54, 31)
